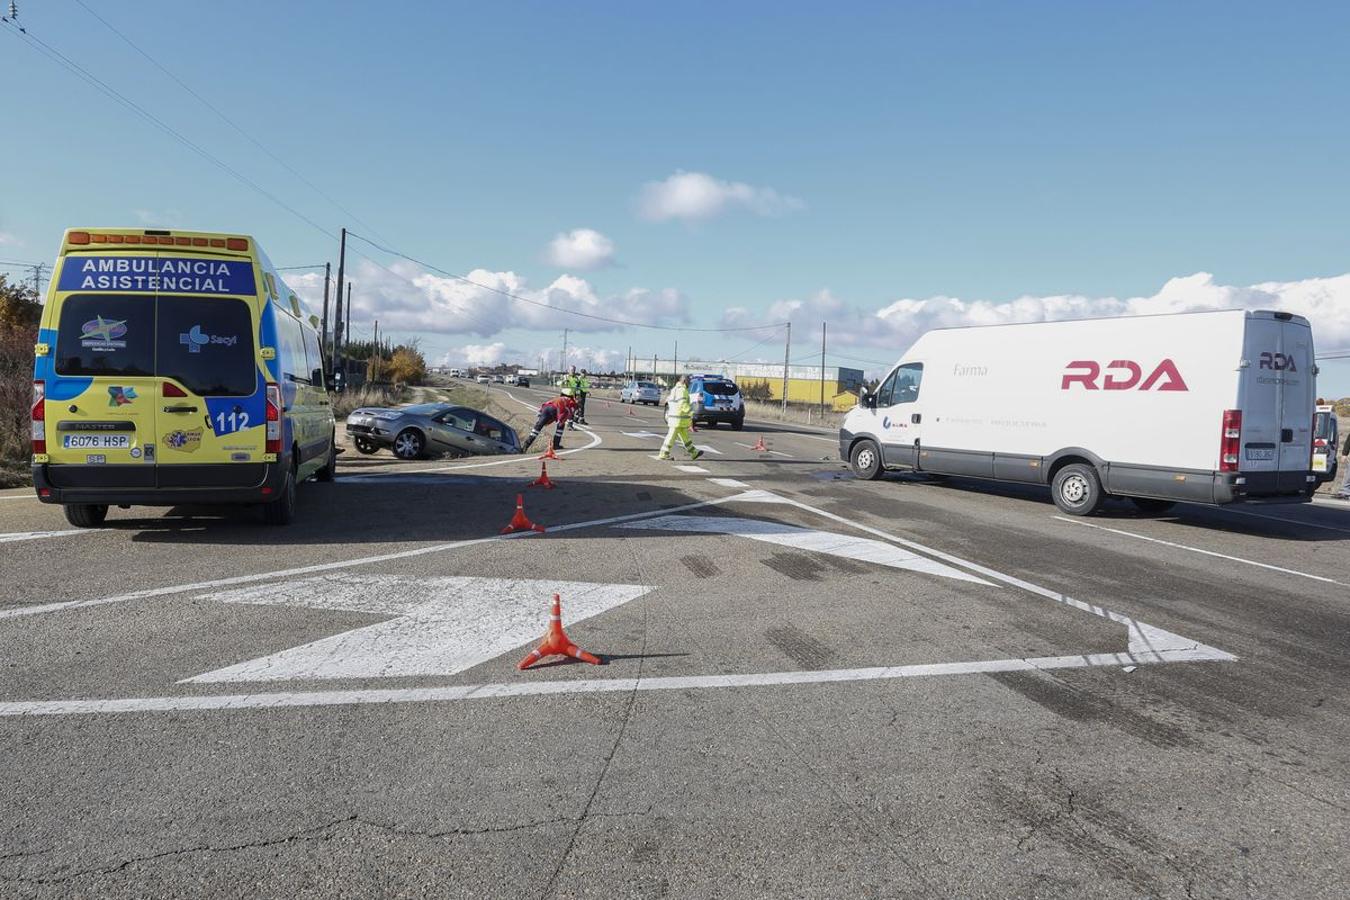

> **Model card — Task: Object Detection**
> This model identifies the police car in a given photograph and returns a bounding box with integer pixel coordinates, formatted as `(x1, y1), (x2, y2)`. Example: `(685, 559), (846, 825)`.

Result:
(689, 375), (745, 430)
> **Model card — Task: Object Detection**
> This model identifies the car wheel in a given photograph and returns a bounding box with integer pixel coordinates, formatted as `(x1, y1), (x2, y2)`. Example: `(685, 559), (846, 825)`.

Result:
(263, 464), (296, 526)
(353, 436), (379, 455)
(1052, 463), (1105, 516)
(1130, 497), (1176, 515)
(64, 503), (109, 528)
(316, 434), (337, 482)
(393, 428), (425, 460)
(849, 440), (884, 480)
(732, 416), (744, 431)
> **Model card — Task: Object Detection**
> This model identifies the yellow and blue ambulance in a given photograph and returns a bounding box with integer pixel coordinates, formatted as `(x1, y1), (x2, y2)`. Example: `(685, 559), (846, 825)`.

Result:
(31, 228), (335, 526)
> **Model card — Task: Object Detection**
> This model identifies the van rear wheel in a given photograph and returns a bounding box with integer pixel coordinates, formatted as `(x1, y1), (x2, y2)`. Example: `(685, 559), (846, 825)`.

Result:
(316, 435), (337, 482)
(64, 504), (109, 528)
(263, 465), (296, 526)
(1051, 463), (1105, 516)
(849, 440), (884, 480)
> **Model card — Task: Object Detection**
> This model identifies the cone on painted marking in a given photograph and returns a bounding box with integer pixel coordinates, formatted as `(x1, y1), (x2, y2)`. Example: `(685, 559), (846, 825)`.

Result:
(530, 461), (556, 489)
(501, 493), (546, 534)
(752, 435), (768, 452)
(538, 444), (560, 461)
(518, 593), (601, 670)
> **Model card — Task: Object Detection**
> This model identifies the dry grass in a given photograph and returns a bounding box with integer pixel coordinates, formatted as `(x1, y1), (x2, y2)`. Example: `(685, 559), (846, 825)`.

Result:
(0, 328), (34, 483)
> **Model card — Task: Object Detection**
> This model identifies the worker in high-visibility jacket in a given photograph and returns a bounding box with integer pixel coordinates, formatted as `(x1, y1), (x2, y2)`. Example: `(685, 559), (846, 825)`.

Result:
(658, 375), (702, 461)
(564, 366), (591, 426)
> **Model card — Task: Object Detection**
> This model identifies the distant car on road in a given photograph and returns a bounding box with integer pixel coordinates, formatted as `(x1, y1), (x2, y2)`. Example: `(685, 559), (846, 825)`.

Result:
(346, 403), (520, 459)
(509, 374), (530, 387)
(491, 374), (506, 384)
(689, 374), (745, 430)
(475, 374), (491, 384)
(621, 380), (662, 405)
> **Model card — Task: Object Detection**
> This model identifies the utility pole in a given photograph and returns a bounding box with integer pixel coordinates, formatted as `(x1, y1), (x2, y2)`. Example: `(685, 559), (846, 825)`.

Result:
(30, 263), (45, 299)
(781, 321), (791, 417)
(674, 340), (678, 376)
(333, 228), (347, 375)
(820, 321), (827, 418)
(320, 262), (331, 369)
(561, 328), (569, 375)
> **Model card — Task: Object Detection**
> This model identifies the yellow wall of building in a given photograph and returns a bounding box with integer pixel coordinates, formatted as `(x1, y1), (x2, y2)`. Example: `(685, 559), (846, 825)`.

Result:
(738, 377), (859, 410)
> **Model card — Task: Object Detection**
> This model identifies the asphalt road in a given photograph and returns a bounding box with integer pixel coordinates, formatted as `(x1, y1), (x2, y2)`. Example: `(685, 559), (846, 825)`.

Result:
(1, 383), (1347, 898)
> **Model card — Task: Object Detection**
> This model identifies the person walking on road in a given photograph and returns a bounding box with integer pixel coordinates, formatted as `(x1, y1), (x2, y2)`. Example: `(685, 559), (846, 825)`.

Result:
(520, 388), (578, 453)
(1335, 431), (1350, 499)
(658, 375), (701, 461)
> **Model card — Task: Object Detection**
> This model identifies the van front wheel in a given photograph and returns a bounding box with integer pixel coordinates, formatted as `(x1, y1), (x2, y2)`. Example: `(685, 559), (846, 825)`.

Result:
(64, 504), (109, 528)
(1051, 463), (1105, 516)
(850, 440), (884, 480)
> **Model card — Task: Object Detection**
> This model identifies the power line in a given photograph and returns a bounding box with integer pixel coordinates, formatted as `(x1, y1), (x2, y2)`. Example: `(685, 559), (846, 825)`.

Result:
(346, 231), (788, 334)
(1, 17), (334, 241)
(276, 264), (328, 271)
(71, 0), (387, 245)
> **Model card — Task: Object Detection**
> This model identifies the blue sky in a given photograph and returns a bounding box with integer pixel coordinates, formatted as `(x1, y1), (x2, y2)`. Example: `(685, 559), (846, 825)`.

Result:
(2, 1), (1348, 392)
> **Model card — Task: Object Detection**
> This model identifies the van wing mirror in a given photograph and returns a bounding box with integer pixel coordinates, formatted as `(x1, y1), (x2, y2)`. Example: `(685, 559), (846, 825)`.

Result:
(862, 392), (877, 410)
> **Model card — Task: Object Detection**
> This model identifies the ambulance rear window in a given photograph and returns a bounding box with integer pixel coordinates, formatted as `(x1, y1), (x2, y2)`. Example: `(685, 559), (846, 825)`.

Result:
(157, 297), (256, 396)
(55, 294), (156, 378)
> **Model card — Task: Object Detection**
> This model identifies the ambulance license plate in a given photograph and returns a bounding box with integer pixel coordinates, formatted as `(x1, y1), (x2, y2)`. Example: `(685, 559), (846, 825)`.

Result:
(62, 434), (130, 450)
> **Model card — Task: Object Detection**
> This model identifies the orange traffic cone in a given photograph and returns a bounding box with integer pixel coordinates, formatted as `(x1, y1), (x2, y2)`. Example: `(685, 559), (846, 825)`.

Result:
(518, 593), (601, 670)
(538, 444), (560, 461)
(752, 435), (768, 452)
(501, 493), (546, 534)
(530, 461), (556, 489)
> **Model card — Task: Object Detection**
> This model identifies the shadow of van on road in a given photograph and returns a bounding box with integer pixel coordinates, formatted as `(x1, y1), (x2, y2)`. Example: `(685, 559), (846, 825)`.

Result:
(873, 472), (1348, 543)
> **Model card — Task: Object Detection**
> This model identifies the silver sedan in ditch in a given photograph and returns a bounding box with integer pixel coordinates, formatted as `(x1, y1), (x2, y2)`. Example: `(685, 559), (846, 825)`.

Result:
(346, 403), (521, 460)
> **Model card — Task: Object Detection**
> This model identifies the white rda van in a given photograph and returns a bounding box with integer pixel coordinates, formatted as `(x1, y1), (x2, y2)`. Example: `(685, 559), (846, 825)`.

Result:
(840, 310), (1319, 515)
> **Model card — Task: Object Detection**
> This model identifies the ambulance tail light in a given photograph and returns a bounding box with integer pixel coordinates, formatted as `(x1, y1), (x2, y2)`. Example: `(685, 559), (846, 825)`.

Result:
(1219, 409), (1242, 473)
(31, 380), (46, 455)
(265, 383), (282, 454)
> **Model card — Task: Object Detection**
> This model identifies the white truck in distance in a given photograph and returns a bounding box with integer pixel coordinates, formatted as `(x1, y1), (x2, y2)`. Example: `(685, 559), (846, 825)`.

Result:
(840, 310), (1319, 515)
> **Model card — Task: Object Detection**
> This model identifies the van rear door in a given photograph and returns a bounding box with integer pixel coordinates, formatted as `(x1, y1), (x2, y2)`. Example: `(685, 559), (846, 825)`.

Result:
(47, 292), (157, 485)
(1241, 315), (1314, 491)
(154, 292), (265, 482)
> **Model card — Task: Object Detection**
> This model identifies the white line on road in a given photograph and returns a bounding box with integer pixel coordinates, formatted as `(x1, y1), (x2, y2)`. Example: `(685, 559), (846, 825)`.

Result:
(0, 494), (34, 502)
(0, 491), (762, 621)
(0, 530), (91, 543)
(675, 465), (710, 474)
(707, 478), (750, 488)
(734, 443), (792, 457)
(1052, 516), (1346, 586)
(0, 646), (1232, 718)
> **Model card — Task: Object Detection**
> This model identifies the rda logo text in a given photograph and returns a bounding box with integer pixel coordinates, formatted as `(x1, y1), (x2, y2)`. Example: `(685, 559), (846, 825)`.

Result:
(1061, 359), (1188, 392)
(1258, 352), (1297, 372)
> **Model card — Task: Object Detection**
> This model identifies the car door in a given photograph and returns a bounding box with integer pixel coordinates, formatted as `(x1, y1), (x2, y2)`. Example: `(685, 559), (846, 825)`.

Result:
(469, 413), (517, 453)
(875, 363), (924, 468)
(429, 406), (479, 454)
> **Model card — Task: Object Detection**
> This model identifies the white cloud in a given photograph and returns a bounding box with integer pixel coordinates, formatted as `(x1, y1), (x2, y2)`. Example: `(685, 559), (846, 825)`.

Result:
(0, 232), (18, 246)
(545, 228), (616, 270)
(280, 259), (690, 338)
(723, 272), (1350, 373)
(637, 171), (804, 223)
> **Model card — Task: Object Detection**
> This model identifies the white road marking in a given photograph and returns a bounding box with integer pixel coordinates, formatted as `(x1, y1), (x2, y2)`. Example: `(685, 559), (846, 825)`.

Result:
(0, 491), (761, 621)
(0, 530), (91, 544)
(1053, 516), (1346, 586)
(675, 465), (710, 474)
(0, 644), (1235, 717)
(693, 444), (723, 455)
(186, 576), (650, 683)
(0, 494), (34, 502)
(621, 514), (993, 586)
(734, 442), (792, 458)
(621, 431), (664, 440)
(708, 478), (750, 488)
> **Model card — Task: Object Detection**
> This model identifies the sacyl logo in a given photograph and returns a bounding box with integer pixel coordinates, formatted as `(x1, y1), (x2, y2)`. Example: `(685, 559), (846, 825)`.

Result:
(1061, 359), (1188, 392)
(178, 324), (238, 353)
(1258, 351), (1297, 372)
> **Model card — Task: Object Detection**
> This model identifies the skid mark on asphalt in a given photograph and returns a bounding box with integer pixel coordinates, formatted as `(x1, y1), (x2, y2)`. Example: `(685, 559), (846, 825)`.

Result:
(760, 551), (829, 581)
(0, 530), (91, 544)
(620, 514), (993, 586)
(989, 672), (1196, 750)
(765, 624), (840, 670)
(680, 555), (721, 579)
(1053, 516), (1347, 586)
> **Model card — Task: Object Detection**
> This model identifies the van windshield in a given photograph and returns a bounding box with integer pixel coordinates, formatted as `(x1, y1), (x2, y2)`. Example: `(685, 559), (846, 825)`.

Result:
(54, 293), (256, 396)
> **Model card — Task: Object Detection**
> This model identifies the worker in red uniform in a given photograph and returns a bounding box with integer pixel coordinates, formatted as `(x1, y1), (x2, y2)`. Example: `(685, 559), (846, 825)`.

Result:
(521, 388), (578, 453)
